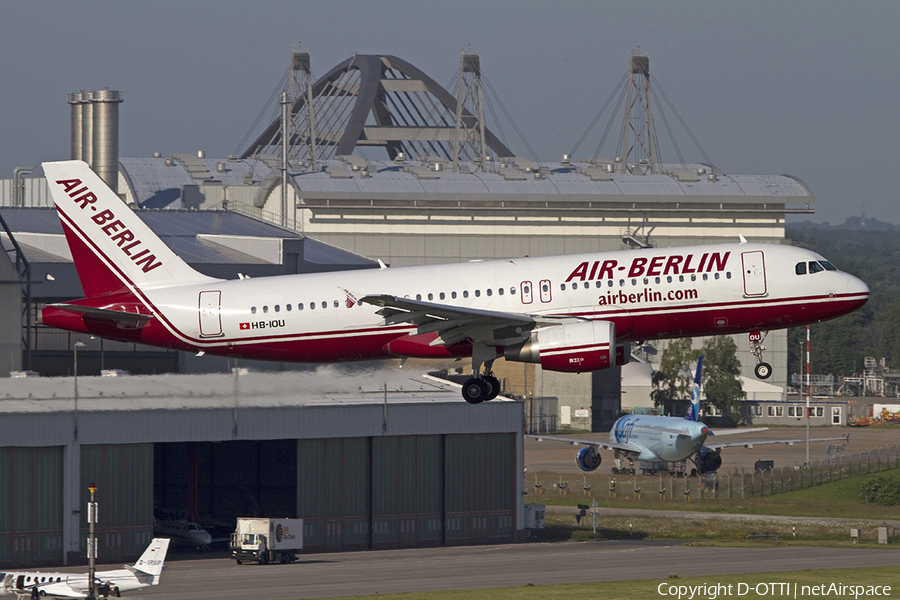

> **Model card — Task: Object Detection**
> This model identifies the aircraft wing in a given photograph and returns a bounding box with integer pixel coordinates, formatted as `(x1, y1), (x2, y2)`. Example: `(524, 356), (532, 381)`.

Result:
(528, 435), (642, 455)
(707, 427), (769, 436)
(361, 294), (574, 346)
(705, 434), (849, 451)
(32, 582), (89, 599)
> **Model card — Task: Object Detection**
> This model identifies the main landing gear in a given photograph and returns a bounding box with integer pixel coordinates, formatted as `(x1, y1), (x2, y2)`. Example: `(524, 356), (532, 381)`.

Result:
(611, 453), (635, 475)
(461, 372), (500, 404)
(461, 345), (501, 404)
(749, 330), (772, 379)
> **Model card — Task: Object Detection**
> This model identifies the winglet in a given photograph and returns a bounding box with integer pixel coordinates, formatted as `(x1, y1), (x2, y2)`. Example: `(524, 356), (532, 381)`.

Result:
(739, 234), (747, 244)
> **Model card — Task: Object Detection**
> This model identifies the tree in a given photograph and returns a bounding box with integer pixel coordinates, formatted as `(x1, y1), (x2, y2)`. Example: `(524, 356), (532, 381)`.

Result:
(701, 336), (745, 422)
(651, 338), (700, 412)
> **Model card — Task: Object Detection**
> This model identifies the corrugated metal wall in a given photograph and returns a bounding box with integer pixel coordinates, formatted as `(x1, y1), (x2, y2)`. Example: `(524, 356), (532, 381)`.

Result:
(0, 179), (52, 208)
(0, 447), (63, 567)
(298, 433), (515, 552)
(79, 444), (153, 563)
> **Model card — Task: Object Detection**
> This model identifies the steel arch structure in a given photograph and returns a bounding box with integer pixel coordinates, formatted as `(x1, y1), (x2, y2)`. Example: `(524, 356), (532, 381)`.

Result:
(241, 54), (513, 165)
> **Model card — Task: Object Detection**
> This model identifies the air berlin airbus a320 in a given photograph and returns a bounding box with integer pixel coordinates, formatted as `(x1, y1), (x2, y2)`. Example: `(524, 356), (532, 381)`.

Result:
(41, 161), (869, 403)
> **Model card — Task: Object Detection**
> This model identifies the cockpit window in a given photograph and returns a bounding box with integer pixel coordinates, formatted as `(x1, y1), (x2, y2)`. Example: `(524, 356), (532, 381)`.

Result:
(795, 262), (807, 275)
(820, 260), (837, 271)
(808, 261), (825, 274)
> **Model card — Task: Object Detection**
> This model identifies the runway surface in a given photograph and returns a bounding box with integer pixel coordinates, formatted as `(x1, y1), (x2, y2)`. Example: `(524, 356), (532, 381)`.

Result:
(142, 542), (900, 600)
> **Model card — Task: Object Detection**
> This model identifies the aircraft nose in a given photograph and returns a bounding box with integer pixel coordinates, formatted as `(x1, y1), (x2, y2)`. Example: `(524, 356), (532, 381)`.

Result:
(846, 274), (870, 302)
(195, 531), (212, 545)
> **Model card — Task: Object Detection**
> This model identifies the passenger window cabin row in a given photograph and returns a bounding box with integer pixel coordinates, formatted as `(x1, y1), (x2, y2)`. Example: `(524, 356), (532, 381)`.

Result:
(247, 270), (734, 315)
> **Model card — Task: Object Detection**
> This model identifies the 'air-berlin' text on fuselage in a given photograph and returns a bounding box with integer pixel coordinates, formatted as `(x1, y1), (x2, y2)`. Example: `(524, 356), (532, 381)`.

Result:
(54, 178), (162, 273)
(565, 252), (731, 282)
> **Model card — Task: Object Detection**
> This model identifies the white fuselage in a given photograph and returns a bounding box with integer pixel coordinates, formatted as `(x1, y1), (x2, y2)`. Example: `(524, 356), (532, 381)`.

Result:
(610, 414), (708, 462)
(54, 242), (866, 363)
(1, 568), (154, 598)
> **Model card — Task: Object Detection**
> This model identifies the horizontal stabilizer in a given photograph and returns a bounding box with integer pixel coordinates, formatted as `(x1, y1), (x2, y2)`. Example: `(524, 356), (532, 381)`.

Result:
(48, 302), (154, 325)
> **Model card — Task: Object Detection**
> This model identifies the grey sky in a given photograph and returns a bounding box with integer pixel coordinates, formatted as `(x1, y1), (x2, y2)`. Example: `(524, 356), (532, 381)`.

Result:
(2, 1), (897, 224)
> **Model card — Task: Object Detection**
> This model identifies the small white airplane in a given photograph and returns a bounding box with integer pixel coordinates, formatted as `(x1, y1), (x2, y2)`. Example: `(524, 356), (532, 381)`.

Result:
(153, 517), (212, 547)
(0, 538), (169, 599)
(39, 160), (869, 403)
(532, 356), (849, 474)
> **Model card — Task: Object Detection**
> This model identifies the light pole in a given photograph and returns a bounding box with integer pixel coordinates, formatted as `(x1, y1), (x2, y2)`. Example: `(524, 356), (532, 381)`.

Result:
(74, 340), (86, 440)
(805, 326), (810, 466)
(87, 483), (97, 600)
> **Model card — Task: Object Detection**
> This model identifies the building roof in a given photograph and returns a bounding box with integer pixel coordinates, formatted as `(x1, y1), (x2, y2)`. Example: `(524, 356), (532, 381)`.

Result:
(113, 157), (813, 211)
(0, 370), (477, 410)
(0, 370), (521, 447)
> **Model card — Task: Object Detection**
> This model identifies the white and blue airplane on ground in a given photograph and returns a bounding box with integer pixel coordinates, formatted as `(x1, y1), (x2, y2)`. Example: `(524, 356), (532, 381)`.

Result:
(532, 356), (849, 474)
(0, 538), (169, 599)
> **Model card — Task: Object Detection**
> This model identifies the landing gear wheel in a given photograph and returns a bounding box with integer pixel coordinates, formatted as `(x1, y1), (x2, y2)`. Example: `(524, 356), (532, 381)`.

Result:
(754, 362), (772, 379)
(462, 378), (489, 404)
(483, 375), (501, 400)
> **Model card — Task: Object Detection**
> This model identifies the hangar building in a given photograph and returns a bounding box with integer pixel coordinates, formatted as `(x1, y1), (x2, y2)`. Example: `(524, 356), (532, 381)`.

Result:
(0, 370), (523, 568)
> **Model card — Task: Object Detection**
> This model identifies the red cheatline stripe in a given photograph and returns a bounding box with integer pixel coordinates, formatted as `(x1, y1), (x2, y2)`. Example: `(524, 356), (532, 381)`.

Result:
(541, 344), (610, 356)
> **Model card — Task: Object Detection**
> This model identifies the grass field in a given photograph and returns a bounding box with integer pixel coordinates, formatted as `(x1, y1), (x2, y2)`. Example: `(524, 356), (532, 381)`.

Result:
(530, 467), (900, 521)
(313, 566), (898, 600)
(534, 511), (893, 545)
(526, 467), (899, 544)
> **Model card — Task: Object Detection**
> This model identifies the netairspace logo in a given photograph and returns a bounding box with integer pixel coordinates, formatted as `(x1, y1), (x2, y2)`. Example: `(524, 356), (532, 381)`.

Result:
(657, 582), (893, 600)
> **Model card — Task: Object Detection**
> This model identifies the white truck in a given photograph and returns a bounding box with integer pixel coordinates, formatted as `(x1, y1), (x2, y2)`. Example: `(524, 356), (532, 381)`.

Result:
(230, 518), (303, 564)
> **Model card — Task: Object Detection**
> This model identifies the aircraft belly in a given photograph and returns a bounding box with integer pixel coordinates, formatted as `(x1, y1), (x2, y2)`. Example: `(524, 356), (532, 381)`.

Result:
(637, 448), (662, 462)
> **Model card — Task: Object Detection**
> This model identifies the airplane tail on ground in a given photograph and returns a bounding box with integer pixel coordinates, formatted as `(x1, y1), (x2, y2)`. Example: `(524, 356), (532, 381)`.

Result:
(42, 160), (215, 298)
(685, 355), (703, 422)
(128, 537), (170, 582)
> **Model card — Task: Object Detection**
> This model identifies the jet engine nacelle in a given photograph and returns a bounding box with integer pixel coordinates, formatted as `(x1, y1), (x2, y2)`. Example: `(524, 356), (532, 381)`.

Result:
(575, 446), (602, 472)
(504, 320), (617, 373)
(697, 447), (723, 473)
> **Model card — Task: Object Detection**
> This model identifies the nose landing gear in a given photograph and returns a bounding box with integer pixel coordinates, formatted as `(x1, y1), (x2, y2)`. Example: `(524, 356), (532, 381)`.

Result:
(749, 330), (772, 379)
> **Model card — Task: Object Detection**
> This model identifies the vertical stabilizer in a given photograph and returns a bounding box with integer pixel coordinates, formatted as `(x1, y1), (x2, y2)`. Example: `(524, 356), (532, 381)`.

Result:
(685, 355), (703, 422)
(132, 537), (170, 578)
(42, 160), (216, 296)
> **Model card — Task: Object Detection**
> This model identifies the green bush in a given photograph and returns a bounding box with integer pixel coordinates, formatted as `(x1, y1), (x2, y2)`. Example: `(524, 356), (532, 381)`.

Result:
(859, 475), (900, 505)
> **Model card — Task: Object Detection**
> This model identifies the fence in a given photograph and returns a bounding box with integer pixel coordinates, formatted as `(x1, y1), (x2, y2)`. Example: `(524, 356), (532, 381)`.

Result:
(530, 444), (900, 502)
